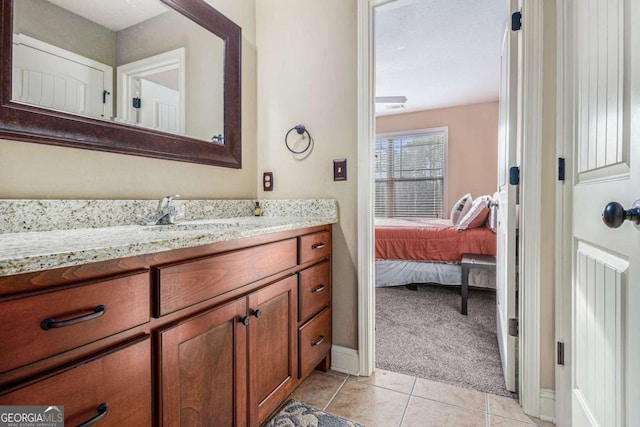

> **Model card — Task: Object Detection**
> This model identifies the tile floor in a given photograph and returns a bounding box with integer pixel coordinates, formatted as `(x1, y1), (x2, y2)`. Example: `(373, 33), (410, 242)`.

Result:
(289, 369), (555, 427)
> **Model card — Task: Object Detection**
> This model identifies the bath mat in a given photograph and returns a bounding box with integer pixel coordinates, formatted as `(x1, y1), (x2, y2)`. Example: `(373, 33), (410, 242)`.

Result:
(264, 399), (366, 427)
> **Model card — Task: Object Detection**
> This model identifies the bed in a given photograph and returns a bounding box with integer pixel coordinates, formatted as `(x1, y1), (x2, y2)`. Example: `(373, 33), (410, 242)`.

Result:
(375, 217), (497, 289)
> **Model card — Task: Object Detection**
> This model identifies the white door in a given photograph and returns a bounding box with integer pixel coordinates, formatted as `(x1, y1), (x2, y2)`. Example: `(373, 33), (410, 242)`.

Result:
(12, 35), (112, 119)
(564, 0), (640, 425)
(495, 3), (519, 393)
(139, 78), (180, 134)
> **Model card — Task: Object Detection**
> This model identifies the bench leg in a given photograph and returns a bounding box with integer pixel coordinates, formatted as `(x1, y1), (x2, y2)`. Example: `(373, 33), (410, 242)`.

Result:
(461, 264), (469, 315)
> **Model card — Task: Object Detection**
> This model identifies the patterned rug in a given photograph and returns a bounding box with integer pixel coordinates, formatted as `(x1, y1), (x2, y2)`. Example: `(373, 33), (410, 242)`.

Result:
(264, 399), (365, 427)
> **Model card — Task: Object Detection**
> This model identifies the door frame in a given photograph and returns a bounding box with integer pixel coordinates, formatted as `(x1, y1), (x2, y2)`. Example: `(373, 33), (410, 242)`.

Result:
(554, 1), (572, 425)
(116, 47), (186, 132)
(355, 0), (545, 417)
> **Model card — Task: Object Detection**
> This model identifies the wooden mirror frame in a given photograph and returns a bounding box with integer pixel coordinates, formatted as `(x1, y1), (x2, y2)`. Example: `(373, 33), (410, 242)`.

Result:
(0, 0), (241, 168)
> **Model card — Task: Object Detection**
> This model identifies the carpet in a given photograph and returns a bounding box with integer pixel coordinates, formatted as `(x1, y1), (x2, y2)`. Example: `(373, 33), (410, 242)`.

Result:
(264, 399), (365, 427)
(375, 284), (515, 397)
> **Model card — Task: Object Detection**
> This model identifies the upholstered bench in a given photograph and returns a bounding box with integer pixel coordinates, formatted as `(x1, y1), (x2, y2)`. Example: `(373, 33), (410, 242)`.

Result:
(461, 253), (497, 315)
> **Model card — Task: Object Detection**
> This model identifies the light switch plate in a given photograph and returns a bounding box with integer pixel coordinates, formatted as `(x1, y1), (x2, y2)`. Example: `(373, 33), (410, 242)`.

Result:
(263, 172), (273, 191)
(333, 159), (347, 181)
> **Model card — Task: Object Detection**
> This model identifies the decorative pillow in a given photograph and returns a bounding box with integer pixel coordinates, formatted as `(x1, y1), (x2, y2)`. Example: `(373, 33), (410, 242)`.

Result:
(458, 195), (492, 231)
(450, 193), (473, 225)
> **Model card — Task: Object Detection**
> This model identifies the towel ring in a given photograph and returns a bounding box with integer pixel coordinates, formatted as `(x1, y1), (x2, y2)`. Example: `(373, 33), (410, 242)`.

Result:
(285, 124), (312, 154)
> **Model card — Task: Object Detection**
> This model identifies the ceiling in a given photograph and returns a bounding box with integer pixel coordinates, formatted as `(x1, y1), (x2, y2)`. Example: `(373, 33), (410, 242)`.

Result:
(375, 0), (508, 116)
(48, 0), (168, 31)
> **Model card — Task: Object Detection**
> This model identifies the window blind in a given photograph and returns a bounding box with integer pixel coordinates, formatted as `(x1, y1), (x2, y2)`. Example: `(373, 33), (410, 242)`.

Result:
(375, 130), (446, 218)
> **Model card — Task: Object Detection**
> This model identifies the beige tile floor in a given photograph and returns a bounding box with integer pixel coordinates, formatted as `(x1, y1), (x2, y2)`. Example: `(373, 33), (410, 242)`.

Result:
(289, 369), (555, 427)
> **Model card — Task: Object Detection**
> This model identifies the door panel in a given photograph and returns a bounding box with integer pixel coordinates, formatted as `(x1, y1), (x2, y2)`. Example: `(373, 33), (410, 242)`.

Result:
(159, 298), (247, 427)
(496, 0), (519, 392)
(574, 242), (626, 426)
(247, 276), (297, 426)
(12, 36), (111, 119)
(567, 0), (639, 425)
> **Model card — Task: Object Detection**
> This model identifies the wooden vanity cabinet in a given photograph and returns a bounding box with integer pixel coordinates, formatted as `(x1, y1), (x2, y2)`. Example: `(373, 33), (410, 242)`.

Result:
(0, 224), (332, 427)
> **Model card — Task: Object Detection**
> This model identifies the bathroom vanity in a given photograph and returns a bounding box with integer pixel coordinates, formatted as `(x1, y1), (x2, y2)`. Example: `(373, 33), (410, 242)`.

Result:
(0, 199), (337, 426)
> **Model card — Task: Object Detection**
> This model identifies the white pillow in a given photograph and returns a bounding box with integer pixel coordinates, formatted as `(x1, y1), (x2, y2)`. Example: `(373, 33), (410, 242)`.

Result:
(450, 193), (473, 225)
(457, 195), (492, 231)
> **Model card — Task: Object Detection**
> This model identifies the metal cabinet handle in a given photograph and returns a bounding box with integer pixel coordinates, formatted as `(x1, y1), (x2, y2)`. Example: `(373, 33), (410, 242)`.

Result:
(41, 305), (106, 330)
(311, 243), (326, 250)
(239, 316), (250, 326)
(311, 334), (326, 346)
(252, 309), (262, 318)
(602, 200), (640, 228)
(311, 284), (325, 293)
(76, 402), (108, 427)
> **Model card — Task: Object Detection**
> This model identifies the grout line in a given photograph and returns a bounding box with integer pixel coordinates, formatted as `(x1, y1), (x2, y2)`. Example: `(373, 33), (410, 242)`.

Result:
(323, 374), (350, 411)
(486, 394), (490, 427)
(398, 377), (418, 427)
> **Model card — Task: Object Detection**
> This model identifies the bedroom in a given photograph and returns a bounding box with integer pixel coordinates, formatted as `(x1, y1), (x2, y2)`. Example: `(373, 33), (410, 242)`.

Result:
(372, 0), (511, 398)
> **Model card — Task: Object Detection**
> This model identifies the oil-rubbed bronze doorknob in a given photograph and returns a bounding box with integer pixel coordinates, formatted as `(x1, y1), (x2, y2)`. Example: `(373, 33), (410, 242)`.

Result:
(602, 201), (640, 228)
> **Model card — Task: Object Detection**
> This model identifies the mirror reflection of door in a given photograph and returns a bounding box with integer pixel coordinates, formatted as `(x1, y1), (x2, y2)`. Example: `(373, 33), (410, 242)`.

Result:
(117, 48), (185, 135)
(12, 34), (113, 119)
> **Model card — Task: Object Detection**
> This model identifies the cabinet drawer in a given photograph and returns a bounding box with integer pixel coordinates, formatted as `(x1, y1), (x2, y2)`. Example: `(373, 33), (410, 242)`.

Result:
(155, 239), (297, 316)
(0, 338), (152, 426)
(0, 271), (150, 374)
(298, 261), (330, 323)
(298, 231), (331, 265)
(298, 308), (332, 379)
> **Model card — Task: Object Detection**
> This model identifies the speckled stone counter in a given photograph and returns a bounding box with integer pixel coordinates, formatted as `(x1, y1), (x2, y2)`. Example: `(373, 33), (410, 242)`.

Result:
(0, 199), (338, 277)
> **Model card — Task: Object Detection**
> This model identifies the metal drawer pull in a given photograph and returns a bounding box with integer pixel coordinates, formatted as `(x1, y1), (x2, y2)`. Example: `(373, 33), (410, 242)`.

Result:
(311, 334), (326, 346)
(41, 305), (106, 330)
(311, 284), (326, 293)
(76, 402), (108, 427)
(311, 243), (325, 250)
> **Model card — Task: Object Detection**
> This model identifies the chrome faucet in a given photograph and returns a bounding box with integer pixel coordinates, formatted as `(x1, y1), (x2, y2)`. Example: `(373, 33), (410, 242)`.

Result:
(140, 194), (181, 225)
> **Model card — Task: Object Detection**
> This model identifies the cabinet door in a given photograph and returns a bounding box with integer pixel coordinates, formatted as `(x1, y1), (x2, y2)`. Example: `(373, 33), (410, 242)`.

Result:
(247, 275), (298, 425)
(159, 298), (247, 427)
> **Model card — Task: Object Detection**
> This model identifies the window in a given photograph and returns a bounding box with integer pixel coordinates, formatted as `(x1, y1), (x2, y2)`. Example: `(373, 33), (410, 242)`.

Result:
(375, 127), (447, 218)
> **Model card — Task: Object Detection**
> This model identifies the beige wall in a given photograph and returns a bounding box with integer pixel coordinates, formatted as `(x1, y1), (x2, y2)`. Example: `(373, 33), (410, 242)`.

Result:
(0, 0), (257, 200)
(376, 102), (499, 215)
(15, 0), (115, 66)
(256, 0), (359, 349)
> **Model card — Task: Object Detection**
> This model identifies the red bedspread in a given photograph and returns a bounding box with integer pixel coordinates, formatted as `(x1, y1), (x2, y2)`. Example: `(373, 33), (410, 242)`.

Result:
(375, 218), (496, 262)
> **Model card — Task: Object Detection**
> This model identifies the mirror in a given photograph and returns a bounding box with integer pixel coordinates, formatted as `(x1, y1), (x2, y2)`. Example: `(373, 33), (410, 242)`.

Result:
(0, 0), (241, 167)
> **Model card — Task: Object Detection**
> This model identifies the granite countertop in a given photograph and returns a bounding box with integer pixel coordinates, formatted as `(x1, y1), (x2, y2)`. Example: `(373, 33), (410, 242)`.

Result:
(0, 199), (338, 277)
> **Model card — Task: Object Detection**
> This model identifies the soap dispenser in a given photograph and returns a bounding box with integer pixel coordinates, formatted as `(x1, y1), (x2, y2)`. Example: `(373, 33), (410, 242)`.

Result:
(254, 201), (262, 217)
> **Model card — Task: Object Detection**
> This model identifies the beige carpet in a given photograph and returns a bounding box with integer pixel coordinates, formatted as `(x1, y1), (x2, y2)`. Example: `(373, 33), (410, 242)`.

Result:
(375, 284), (516, 397)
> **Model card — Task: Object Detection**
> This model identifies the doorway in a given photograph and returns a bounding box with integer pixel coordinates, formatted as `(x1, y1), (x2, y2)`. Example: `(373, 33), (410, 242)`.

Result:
(356, 0), (546, 418)
(370, 0), (512, 397)
(116, 48), (185, 135)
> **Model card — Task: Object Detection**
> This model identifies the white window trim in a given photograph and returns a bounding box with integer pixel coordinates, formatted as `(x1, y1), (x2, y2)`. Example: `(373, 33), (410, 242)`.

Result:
(375, 126), (449, 219)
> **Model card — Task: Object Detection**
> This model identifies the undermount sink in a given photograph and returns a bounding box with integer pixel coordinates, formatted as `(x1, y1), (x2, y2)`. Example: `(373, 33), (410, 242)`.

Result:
(141, 219), (241, 232)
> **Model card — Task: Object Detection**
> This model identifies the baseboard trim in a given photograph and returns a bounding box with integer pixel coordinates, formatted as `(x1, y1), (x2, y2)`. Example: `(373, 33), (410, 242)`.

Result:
(539, 388), (556, 423)
(330, 345), (360, 376)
